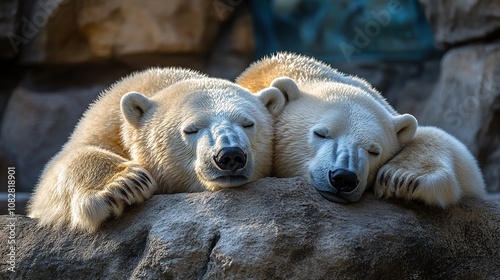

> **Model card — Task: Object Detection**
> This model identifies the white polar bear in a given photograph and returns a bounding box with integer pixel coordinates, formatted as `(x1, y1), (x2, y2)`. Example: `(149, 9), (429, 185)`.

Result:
(236, 52), (485, 207)
(27, 67), (286, 232)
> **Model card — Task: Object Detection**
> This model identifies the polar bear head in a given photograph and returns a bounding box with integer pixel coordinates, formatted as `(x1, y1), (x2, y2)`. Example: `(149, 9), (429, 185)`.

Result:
(272, 77), (417, 203)
(120, 78), (285, 192)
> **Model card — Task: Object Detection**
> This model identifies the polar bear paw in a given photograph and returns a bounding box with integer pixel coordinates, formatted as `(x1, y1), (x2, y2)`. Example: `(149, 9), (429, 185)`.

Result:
(103, 163), (157, 212)
(373, 163), (462, 208)
(71, 162), (157, 231)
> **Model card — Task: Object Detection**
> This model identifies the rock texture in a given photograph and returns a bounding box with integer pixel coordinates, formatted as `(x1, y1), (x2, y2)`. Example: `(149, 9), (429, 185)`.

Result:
(419, 0), (500, 46)
(1, 178), (499, 279)
(416, 0), (500, 194)
(419, 43), (500, 193)
(19, 0), (229, 63)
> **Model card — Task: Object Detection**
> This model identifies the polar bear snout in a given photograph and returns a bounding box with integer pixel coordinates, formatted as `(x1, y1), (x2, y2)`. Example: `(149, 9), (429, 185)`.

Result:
(194, 120), (257, 190)
(329, 169), (358, 193)
(214, 147), (247, 171)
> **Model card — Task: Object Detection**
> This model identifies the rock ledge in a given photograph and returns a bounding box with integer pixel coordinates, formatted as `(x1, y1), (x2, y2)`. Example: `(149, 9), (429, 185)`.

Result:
(1, 178), (499, 279)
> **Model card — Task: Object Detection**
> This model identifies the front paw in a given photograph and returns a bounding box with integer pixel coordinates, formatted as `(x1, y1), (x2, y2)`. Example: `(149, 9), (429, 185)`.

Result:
(102, 162), (158, 216)
(71, 163), (157, 232)
(374, 163), (461, 208)
(374, 164), (421, 201)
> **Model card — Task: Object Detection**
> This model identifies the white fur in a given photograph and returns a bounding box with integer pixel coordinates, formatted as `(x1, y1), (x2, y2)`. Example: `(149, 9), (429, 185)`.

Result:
(237, 52), (485, 206)
(373, 127), (485, 207)
(28, 68), (285, 232)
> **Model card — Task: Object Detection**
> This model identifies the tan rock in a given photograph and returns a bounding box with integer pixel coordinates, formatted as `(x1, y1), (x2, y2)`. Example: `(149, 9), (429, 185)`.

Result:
(20, 0), (228, 63)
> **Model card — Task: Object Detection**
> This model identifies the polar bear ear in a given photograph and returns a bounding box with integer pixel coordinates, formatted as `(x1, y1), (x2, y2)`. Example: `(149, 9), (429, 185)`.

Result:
(393, 114), (418, 144)
(121, 91), (153, 128)
(257, 87), (286, 116)
(270, 77), (301, 101)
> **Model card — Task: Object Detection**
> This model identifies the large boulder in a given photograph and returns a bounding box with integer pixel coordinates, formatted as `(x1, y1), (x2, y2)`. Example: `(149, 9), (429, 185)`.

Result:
(419, 0), (500, 46)
(419, 42), (500, 193)
(1, 178), (499, 279)
(17, 0), (229, 63)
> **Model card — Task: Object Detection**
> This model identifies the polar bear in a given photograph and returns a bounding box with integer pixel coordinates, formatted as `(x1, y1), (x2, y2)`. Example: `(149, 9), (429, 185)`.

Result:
(27, 67), (286, 232)
(236, 52), (485, 207)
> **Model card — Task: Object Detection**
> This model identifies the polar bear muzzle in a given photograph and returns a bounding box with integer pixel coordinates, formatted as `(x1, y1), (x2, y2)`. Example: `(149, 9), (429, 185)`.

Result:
(315, 169), (360, 204)
(214, 147), (247, 171)
(328, 169), (358, 193)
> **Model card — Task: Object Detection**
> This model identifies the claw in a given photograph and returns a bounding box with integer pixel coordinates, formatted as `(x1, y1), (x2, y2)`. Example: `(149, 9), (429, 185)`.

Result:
(104, 194), (118, 207)
(130, 178), (144, 191)
(139, 173), (152, 184)
(393, 177), (399, 188)
(379, 171), (385, 186)
(408, 178), (414, 187)
(398, 177), (406, 189)
(384, 172), (390, 186)
(119, 183), (132, 200)
(123, 184), (134, 196)
(411, 180), (420, 194)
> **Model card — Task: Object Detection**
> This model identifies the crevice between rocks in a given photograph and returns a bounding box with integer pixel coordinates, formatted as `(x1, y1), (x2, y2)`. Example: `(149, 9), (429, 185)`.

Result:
(197, 232), (221, 280)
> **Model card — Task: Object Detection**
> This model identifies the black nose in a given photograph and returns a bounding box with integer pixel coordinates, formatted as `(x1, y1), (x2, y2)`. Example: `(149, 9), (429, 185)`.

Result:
(215, 147), (247, 171)
(329, 169), (358, 193)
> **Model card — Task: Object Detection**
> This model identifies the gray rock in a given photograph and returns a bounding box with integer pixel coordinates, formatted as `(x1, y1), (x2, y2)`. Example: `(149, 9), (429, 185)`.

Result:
(1, 177), (499, 279)
(0, 85), (101, 192)
(419, 43), (500, 193)
(419, 0), (500, 46)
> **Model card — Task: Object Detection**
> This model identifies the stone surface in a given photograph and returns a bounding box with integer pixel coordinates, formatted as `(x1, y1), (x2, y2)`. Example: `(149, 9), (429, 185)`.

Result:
(419, 0), (500, 46)
(1, 178), (499, 279)
(419, 43), (500, 193)
(0, 86), (101, 192)
(19, 0), (230, 63)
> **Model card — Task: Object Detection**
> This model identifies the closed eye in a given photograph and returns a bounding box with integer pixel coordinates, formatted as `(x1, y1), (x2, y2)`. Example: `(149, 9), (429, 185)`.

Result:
(314, 131), (326, 138)
(242, 122), (255, 128)
(313, 129), (328, 139)
(367, 144), (381, 157)
(183, 125), (200, 135)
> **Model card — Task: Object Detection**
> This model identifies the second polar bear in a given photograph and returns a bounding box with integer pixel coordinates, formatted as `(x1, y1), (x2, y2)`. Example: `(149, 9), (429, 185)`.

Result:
(236, 52), (485, 207)
(28, 68), (286, 232)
